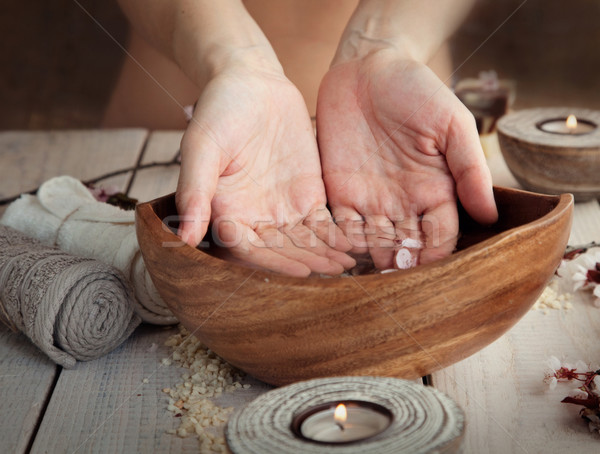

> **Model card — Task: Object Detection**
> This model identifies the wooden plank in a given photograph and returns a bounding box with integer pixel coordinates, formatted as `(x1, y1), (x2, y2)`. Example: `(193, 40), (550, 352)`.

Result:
(0, 326), (57, 454)
(0, 129), (148, 453)
(29, 325), (272, 454)
(432, 176), (600, 449)
(128, 130), (183, 203)
(29, 326), (197, 453)
(27, 131), (271, 453)
(0, 129), (148, 197)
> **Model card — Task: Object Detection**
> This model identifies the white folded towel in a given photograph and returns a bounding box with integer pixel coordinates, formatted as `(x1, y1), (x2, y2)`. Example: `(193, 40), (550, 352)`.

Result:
(1, 175), (177, 325)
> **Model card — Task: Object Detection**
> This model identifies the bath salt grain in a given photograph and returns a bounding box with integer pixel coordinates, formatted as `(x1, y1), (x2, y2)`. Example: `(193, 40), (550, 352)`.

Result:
(532, 279), (573, 313)
(163, 325), (247, 452)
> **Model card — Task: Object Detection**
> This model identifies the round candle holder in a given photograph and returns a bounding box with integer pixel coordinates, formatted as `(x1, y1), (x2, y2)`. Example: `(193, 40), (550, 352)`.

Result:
(497, 107), (600, 201)
(225, 376), (465, 454)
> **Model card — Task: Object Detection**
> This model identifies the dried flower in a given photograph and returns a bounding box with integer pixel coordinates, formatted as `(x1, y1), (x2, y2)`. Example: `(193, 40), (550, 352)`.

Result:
(545, 376), (558, 390)
(86, 184), (138, 210)
(548, 356), (562, 371)
(87, 184), (121, 202)
(183, 104), (195, 122)
(545, 356), (600, 434)
(558, 245), (600, 307)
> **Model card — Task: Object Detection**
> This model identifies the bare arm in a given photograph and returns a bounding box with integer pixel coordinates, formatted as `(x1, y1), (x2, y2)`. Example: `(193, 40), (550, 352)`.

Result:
(116, 0), (281, 87)
(334, 0), (476, 65)
(318, 0), (496, 269)
(116, 0), (355, 276)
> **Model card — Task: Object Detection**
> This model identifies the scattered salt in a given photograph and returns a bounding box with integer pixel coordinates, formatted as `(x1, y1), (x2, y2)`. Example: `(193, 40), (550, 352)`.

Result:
(531, 279), (573, 312)
(162, 325), (248, 452)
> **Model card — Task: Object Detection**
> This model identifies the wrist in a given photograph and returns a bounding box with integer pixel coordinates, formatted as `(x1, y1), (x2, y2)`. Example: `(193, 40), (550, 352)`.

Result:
(331, 28), (421, 67)
(332, 0), (474, 67)
(170, 0), (283, 86)
(203, 44), (284, 80)
(332, 0), (429, 66)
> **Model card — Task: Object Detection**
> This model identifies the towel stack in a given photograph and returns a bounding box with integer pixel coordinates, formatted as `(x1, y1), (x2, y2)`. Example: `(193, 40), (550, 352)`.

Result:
(0, 225), (141, 367)
(1, 176), (177, 325)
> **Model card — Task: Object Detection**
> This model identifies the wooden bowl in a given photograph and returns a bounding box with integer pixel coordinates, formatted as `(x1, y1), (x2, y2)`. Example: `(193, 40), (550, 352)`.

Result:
(497, 107), (600, 201)
(136, 187), (573, 386)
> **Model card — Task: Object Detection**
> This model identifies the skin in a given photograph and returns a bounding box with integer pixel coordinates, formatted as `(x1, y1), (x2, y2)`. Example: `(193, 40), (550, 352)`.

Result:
(177, 62), (354, 277)
(112, 0), (498, 276)
(318, 51), (497, 268)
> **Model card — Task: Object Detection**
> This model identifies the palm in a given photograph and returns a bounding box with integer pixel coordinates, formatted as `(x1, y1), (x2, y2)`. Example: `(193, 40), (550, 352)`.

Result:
(177, 68), (353, 276)
(317, 53), (497, 269)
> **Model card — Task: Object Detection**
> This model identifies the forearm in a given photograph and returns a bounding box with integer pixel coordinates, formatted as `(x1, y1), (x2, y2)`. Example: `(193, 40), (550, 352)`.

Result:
(333, 0), (475, 65)
(117, 0), (281, 86)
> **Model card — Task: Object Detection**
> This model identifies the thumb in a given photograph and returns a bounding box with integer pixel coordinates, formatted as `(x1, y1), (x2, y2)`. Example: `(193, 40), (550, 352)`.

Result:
(445, 110), (498, 225)
(175, 125), (223, 247)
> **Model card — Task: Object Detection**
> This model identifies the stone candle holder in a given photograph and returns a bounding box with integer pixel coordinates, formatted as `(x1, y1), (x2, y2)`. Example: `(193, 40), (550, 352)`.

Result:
(497, 107), (600, 201)
(225, 376), (464, 454)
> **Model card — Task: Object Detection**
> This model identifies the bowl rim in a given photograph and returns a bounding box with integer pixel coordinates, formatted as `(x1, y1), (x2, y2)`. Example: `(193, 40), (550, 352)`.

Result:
(136, 186), (573, 284)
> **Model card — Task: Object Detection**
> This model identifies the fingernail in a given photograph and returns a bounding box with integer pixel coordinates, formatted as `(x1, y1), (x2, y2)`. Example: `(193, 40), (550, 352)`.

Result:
(178, 226), (195, 247)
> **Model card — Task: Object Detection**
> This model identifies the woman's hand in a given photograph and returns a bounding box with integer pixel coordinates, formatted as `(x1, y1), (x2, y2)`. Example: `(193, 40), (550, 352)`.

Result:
(317, 50), (497, 269)
(177, 63), (355, 277)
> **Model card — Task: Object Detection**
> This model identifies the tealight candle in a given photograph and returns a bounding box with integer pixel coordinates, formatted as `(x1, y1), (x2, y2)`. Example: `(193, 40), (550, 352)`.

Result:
(292, 401), (393, 444)
(497, 107), (600, 201)
(537, 115), (597, 135)
(226, 376), (466, 454)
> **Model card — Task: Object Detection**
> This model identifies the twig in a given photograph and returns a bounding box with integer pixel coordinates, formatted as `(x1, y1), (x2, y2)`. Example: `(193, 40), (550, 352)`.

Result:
(0, 149), (181, 206)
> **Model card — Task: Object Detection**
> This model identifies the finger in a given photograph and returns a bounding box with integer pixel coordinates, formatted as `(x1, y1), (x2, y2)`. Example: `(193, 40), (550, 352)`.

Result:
(392, 213), (420, 240)
(217, 221), (312, 277)
(331, 206), (369, 254)
(419, 200), (459, 265)
(287, 223), (356, 270)
(445, 109), (498, 225)
(175, 126), (222, 247)
(364, 215), (396, 270)
(257, 225), (345, 275)
(303, 208), (353, 253)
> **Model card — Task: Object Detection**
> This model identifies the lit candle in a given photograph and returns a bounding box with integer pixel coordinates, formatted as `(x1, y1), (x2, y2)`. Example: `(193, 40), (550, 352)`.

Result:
(293, 401), (392, 444)
(538, 114), (597, 135)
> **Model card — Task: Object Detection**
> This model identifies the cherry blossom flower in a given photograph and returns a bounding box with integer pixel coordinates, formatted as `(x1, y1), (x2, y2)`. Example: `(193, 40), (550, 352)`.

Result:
(557, 245), (600, 307)
(568, 388), (589, 400)
(545, 355), (600, 434)
(87, 184), (121, 203)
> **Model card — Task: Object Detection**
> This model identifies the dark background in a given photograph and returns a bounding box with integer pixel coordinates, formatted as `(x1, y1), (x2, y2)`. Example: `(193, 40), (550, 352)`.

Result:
(1, 0), (599, 130)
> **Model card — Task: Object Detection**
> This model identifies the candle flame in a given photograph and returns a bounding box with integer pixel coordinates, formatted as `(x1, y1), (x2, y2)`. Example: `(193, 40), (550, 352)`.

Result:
(334, 404), (347, 425)
(566, 114), (577, 130)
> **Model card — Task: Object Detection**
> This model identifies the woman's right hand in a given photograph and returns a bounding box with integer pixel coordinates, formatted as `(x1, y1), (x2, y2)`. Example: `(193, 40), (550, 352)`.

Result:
(176, 60), (355, 277)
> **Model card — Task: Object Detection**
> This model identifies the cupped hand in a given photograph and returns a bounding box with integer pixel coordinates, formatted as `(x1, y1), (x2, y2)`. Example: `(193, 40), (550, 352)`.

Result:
(176, 64), (355, 277)
(317, 51), (498, 269)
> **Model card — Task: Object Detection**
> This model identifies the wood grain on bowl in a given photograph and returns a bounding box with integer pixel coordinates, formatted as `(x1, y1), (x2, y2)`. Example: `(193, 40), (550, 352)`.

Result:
(136, 187), (573, 386)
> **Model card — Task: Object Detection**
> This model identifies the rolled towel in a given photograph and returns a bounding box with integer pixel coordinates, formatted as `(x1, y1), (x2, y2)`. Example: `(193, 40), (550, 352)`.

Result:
(0, 225), (141, 368)
(1, 175), (177, 325)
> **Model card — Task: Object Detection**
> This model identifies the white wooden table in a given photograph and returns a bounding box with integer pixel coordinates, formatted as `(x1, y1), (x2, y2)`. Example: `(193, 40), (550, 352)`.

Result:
(0, 130), (598, 453)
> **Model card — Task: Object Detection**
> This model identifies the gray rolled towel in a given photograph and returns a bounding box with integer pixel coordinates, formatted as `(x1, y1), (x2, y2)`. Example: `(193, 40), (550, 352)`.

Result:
(1, 175), (177, 325)
(0, 225), (141, 368)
